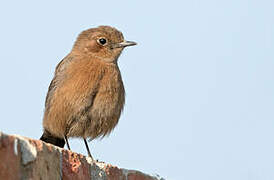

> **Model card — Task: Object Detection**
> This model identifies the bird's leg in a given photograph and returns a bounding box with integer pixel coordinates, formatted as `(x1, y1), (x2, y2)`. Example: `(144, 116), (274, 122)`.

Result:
(64, 135), (71, 150)
(84, 138), (94, 160)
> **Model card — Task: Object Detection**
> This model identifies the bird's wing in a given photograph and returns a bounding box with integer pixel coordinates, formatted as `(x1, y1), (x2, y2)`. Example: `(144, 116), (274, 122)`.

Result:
(45, 55), (74, 108)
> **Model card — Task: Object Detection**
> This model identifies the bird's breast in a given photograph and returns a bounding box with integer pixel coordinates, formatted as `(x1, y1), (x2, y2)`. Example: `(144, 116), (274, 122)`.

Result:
(87, 65), (125, 138)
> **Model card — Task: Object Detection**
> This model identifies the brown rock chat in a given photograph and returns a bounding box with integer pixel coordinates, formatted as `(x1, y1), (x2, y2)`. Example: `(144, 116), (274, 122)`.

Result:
(40, 26), (136, 159)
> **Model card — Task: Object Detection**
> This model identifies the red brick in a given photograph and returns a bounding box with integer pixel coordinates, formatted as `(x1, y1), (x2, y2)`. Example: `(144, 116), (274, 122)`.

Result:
(127, 171), (157, 180)
(0, 135), (21, 180)
(0, 132), (164, 180)
(104, 164), (125, 180)
(62, 150), (90, 180)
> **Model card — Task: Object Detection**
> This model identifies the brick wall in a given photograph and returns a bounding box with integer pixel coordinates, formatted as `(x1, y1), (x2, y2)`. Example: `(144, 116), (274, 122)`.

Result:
(0, 132), (164, 180)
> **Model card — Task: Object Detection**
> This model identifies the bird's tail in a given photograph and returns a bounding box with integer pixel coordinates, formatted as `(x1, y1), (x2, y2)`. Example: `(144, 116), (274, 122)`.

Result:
(40, 130), (65, 148)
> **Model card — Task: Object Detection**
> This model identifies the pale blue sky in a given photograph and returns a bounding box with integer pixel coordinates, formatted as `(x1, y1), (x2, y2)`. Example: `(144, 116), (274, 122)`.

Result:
(0, 1), (274, 179)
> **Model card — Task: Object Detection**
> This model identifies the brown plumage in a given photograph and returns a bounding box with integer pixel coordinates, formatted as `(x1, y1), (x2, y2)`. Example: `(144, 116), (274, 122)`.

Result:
(40, 26), (136, 158)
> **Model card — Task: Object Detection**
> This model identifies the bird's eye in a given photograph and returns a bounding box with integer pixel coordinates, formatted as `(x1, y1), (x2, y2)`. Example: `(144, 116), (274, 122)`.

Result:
(97, 38), (107, 46)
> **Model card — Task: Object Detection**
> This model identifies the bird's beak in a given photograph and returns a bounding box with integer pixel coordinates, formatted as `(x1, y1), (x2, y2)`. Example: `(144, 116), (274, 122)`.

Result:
(114, 41), (137, 48)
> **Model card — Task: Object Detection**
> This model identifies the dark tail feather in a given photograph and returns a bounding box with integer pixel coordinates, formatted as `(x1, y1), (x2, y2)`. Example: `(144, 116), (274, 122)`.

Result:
(40, 130), (65, 148)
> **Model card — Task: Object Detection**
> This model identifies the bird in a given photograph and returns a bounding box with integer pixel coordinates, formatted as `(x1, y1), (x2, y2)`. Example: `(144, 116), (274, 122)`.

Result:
(40, 25), (136, 159)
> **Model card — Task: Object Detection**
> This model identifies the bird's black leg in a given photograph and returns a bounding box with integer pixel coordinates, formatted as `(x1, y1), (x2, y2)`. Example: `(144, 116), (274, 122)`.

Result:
(84, 138), (94, 160)
(64, 135), (71, 150)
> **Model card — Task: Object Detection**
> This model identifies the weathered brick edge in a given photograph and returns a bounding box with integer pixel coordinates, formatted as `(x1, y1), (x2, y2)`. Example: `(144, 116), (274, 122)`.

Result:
(0, 131), (165, 180)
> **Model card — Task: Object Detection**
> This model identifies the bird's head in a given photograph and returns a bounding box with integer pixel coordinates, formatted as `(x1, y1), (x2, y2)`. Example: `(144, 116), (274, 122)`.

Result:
(72, 26), (136, 63)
